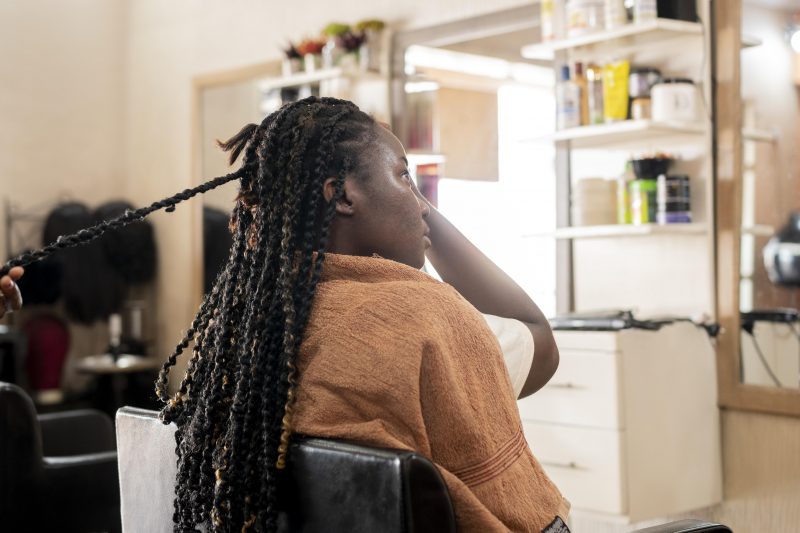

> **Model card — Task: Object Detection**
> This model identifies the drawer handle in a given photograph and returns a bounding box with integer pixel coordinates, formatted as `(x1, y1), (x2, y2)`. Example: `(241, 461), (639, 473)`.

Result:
(548, 382), (583, 390)
(540, 460), (583, 470)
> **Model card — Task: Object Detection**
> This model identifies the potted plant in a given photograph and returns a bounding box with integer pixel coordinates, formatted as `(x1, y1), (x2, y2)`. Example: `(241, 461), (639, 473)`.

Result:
(282, 41), (303, 77)
(335, 29), (366, 70)
(355, 19), (386, 72)
(296, 37), (325, 73)
(321, 23), (352, 69)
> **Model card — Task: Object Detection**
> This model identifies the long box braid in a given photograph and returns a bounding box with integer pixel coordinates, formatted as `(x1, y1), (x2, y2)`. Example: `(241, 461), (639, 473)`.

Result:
(1, 96), (380, 532)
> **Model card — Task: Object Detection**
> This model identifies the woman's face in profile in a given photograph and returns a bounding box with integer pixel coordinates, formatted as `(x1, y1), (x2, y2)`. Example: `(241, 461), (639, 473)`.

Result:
(347, 125), (431, 269)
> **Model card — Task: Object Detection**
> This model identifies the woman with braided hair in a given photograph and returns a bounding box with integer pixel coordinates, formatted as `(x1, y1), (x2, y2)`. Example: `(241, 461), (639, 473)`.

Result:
(0, 96), (568, 532)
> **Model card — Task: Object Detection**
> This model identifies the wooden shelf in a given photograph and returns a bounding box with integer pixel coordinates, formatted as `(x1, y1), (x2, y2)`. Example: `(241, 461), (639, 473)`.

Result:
(521, 19), (702, 60)
(524, 223), (708, 240)
(524, 120), (707, 149)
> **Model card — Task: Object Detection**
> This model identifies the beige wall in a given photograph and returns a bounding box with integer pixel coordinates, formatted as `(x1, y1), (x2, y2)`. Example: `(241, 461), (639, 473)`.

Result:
(0, 0), (128, 382)
(0, 0), (126, 255)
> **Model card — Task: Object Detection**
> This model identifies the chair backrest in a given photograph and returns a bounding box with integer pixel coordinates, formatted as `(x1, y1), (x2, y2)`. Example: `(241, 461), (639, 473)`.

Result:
(0, 382), (43, 521)
(116, 407), (456, 533)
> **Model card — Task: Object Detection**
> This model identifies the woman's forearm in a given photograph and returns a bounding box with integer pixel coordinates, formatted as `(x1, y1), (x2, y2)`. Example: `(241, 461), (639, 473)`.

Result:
(423, 203), (558, 396)
(424, 204), (541, 322)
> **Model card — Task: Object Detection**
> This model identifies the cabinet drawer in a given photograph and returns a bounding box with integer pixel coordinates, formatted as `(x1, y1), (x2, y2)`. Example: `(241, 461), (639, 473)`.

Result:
(554, 330), (620, 352)
(517, 349), (623, 429)
(524, 421), (627, 516)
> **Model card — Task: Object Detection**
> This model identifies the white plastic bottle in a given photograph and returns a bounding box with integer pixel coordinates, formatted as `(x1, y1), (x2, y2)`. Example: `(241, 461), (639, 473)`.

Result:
(541, 0), (555, 41)
(634, 0), (657, 23)
(556, 65), (582, 130)
(604, 0), (628, 29)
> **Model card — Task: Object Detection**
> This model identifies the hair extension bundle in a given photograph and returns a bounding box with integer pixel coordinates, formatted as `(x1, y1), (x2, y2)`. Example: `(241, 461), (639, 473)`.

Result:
(42, 201), (125, 323)
(93, 200), (158, 284)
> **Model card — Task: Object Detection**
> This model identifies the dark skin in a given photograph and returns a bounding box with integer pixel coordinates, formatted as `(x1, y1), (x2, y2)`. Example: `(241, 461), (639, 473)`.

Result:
(324, 125), (558, 398)
(0, 267), (24, 320)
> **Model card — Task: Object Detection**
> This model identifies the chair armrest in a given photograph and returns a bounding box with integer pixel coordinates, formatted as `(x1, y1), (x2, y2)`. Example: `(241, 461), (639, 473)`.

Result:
(38, 409), (115, 455)
(41, 451), (121, 532)
(633, 520), (732, 533)
(43, 452), (120, 509)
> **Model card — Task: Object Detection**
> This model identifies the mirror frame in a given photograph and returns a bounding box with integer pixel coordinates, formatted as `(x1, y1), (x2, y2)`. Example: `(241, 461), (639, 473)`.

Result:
(188, 60), (280, 313)
(714, 0), (800, 417)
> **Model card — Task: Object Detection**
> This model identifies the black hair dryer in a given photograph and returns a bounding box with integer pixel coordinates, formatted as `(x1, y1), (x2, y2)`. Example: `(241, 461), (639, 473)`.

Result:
(764, 212), (800, 287)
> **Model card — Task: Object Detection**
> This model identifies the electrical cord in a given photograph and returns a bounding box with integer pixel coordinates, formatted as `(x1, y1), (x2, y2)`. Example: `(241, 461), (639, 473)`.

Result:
(790, 323), (800, 388)
(742, 326), (783, 387)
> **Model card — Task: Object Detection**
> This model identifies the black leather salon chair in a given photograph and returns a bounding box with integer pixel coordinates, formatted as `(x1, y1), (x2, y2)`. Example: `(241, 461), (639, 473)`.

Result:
(0, 382), (121, 532)
(116, 407), (732, 533)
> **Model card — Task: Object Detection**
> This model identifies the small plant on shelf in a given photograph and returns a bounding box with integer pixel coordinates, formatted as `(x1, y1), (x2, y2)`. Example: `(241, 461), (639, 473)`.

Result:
(321, 23), (359, 69)
(296, 37), (326, 73)
(354, 19), (386, 72)
(355, 19), (386, 34)
(281, 41), (303, 77)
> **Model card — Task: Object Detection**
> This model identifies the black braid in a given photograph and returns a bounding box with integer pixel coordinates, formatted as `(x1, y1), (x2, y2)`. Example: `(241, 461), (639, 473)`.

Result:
(3, 97), (380, 532)
(0, 169), (250, 278)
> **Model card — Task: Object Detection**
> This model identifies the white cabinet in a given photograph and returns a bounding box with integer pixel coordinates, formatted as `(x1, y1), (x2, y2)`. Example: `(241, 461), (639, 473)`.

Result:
(518, 324), (722, 523)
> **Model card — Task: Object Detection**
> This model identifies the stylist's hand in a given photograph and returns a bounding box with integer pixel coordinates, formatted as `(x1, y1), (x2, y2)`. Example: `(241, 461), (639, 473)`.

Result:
(0, 267), (24, 319)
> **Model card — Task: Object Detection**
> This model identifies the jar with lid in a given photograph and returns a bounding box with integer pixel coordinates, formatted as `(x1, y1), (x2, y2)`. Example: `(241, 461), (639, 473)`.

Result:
(656, 175), (692, 224)
(651, 78), (700, 122)
(631, 97), (652, 120)
(629, 67), (661, 98)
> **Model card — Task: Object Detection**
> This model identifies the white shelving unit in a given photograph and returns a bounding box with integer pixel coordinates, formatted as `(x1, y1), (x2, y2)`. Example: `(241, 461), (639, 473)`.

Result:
(742, 224), (775, 237)
(524, 223), (708, 240)
(521, 18), (702, 60)
(742, 127), (778, 143)
(521, 122), (772, 148)
(516, 5), (723, 525)
(257, 67), (385, 92)
(522, 19), (760, 60)
(517, 8), (723, 523)
(536, 120), (706, 149)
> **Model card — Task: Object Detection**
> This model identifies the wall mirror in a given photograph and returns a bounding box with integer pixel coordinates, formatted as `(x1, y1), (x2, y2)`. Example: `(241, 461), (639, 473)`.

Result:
(716, 0), (800, 416)
(392, 5), (559, 313)
(197, 68), (270, 296)
(737, 1), (800, 392)
(193, 44), (392, 303)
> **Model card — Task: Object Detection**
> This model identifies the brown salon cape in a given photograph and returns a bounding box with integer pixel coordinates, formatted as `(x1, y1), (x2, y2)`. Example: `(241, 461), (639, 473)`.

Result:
(293, 253), (570, 532)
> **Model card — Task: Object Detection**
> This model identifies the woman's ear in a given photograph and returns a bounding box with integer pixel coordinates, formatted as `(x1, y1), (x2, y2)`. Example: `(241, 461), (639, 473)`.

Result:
(323, 177), (357, 216)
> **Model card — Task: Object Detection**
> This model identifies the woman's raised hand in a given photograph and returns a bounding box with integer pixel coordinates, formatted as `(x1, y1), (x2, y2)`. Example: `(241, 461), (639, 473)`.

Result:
(0, 267), (24, 319)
